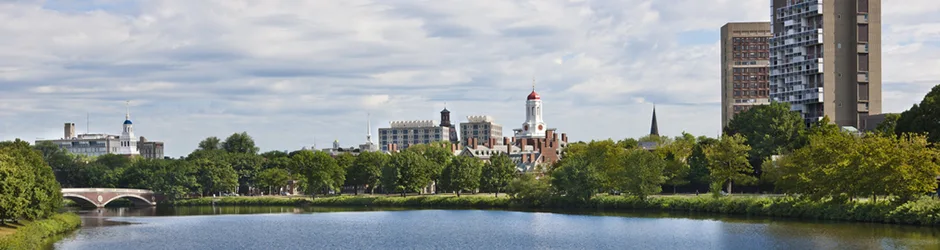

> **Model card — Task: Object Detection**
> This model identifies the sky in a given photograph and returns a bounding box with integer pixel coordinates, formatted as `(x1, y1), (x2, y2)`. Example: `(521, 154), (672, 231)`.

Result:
(1, 0), (938, 158)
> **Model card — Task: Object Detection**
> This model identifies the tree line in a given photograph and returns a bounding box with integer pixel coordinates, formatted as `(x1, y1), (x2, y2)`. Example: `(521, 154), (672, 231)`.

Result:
(38, 132), (518, 200)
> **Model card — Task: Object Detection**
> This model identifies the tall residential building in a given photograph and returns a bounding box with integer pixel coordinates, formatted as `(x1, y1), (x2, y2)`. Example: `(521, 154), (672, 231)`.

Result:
(769, 0), (881, 127)
(379, 108), (458, 152)
(459, 115), (503, 146)
(720, 22), (772, 128)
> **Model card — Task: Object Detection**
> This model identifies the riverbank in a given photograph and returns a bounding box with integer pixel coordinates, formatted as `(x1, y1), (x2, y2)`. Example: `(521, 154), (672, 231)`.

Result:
(170, 195), (940, 226)
(0, 213), (81, 250)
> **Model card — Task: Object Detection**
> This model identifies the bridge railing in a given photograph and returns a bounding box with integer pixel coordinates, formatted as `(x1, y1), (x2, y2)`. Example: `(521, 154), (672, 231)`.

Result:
(61, 188), (154, 194)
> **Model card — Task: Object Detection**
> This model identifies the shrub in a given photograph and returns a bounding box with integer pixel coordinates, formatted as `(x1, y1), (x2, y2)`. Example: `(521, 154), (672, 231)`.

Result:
(0, 213), (81, 250)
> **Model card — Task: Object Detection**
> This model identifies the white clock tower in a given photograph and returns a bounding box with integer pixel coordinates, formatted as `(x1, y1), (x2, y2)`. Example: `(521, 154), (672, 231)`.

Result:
(515, 81), (546, 139)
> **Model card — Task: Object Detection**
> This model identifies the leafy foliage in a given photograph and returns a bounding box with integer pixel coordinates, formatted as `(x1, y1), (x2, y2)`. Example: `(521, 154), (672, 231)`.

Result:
(705, 134), (756, 194)
(292, 151), (345, 196)
(347, 151), (387, 195)
(896, 84), (940, 143)
(480, 153), (516, 197)
(441, 155), (483, 196)
(724, 102), (805, 174)
(0, 139), (62, 222)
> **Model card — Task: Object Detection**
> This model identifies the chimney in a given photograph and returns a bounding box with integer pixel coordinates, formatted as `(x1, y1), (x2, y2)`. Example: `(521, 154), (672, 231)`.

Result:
(489, 138), (496, 148)
(472, 138), (479, 150)
(546, 130), (554, 141)
(506, 143), (511, 154)
(64, 123), (76, 139)
(521, 139), (528, 152)
(562, 133), (568, 143)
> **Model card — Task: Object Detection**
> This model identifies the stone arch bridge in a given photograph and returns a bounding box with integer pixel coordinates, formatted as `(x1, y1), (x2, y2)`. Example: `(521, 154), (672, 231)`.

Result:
(62, 188), (164, 208)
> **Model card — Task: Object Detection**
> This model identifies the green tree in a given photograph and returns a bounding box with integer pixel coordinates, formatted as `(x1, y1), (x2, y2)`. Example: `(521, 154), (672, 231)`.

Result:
(687, 137), (717, 191)
(616, 138), (639, 149)
(480, 153), (516, 197)
(380, 162), (401, 195)
(406, 142), (453, 193)
(149, 160), (199, 200)
(335, 153), (356, 193)
(227, 153), (264, 194)
(507, 173), (552, 207)
(562, 140), (619, 191)
(192, 158), (238, 196)
(725, 102), (805, 177)
(0, 139), (63, 221)
(256, 168), (290, 195)
(874, 113), (901, 136)
(0, 154), (34, 223)
(441, 155), (483, 197)
(896, 84), (940, 143)
(222, 132), (259, 154)
(551, 157), (602, 204)
(385, 151), (432, 197)
(657, 132), (696, 193)
(197, 136), (222, 151)
(705, 134), (756, 194)
(31, 141), (78, 187)
(292, 151), (345, 197)
(348, 151), (388, 195)
(614, 150), (666, 200)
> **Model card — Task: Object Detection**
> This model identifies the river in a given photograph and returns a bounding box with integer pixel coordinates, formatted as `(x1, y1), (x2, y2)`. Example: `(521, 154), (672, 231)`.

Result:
(51, 206), (940, 250)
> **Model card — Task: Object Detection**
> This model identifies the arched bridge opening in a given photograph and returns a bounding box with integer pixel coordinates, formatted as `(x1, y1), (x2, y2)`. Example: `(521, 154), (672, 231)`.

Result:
(61, 188), (162, 208)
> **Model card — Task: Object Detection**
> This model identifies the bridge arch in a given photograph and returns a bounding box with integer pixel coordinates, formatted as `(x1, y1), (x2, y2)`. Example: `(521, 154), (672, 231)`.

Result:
(63, 194), (99, 208)
(102, 194), (155, 207)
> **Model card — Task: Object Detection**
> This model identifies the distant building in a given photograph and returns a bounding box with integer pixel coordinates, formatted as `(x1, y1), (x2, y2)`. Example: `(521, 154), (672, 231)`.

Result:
(36, 104), (165, 159)
(720, 22), (772, 129)
(138, 137), (165, 159)
(460, 115), (503, 146)
(379, 108), (458, 152)
(640, 106), (662, 151)
(458, 83), (569, 172)
(858, 113), (896, 132)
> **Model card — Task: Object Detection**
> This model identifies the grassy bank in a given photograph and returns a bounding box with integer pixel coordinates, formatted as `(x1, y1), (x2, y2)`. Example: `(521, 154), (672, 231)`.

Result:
(0, 213), (81, 250)
(169, 195), (940, 226)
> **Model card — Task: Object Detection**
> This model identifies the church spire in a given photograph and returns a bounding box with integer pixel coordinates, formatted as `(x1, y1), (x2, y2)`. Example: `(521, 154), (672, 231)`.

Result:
(650, 104), (659, 136)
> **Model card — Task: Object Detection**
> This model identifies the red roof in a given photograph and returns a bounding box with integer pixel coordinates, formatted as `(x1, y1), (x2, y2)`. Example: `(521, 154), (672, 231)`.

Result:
(527, 91), (540, 100)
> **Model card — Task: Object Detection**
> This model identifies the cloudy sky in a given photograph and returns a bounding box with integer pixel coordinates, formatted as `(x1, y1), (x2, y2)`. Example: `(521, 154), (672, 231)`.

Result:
(1, 0), (937, 157)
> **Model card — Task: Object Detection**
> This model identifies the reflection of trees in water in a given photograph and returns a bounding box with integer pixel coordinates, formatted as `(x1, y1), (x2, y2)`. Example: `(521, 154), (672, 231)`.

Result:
(756, 218), (940, 249)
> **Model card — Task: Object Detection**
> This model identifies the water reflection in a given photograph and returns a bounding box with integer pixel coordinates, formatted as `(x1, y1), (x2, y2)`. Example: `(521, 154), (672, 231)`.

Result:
(54, 206), (940, 250)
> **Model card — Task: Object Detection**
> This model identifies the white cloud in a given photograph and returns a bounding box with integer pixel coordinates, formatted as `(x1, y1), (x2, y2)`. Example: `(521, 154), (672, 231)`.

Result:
(0, 0), (936, 157)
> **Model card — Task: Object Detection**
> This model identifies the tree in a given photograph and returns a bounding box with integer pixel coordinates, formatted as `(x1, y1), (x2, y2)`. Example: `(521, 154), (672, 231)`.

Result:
(506, 173), (552, 207)
(197, 136), (222, 151)
(687, 137), (718, 191)
(874, 113), (901, 136)
(335, 153), (356, 193)
(292, 151), (345, 197)
(896, 84), (940, 143)
(480, 153), (516, 197)
(657, 132), (696, 193)
(227, 153), (264, 194)
(406, 142), (453, 193)
(441, 155), (483, 197)
(385, 151), (432, 197)
(614, 150), (666, 200)
(725, 102), (805, 177)
(32, 141), (77, 187)
(705, 134), (756, 194)
(222, 132), (259, 154)
(348, 151), (387, 195)
(0, 139), (62, 222)
(149, 160), (198, 200)
(193, 158), (238, 196)
(562, 140), (619, 191)
(551, 157), (602, 204)
(256, 168), (290, 195)
(616, 138), (639, 149)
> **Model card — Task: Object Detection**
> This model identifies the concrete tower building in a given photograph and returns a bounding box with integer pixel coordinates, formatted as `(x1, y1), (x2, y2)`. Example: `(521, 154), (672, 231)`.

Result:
(769, 0), (881, 127)
(720, 22), (772, 128)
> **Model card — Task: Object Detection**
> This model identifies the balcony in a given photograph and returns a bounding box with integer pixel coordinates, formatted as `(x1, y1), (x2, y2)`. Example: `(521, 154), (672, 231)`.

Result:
(858, 72), (869, 82)
(857, 14), (868, 24)
(857, 44), (868, 53)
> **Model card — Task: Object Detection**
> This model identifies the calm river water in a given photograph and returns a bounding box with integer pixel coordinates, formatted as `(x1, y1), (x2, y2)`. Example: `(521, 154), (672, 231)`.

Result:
(51, 206), (940, 250)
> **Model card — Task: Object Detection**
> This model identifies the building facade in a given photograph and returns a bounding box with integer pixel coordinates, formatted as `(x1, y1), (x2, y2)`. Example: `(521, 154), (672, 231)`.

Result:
(720, 22), (772, 128)
(459, 115), (503, 146)
(457, 85), (568, 172)
(769, 0), (882, 128)
(379, 108), (459, 152)
(36, 106), (165, 159)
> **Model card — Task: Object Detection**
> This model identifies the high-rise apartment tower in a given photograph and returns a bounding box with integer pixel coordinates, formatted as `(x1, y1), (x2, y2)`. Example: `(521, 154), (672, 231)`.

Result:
(720, 22), (772, 128)
(769, 0), (881, 127)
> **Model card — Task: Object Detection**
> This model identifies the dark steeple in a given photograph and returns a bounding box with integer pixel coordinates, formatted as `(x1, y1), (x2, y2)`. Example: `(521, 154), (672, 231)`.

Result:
(650, 105), (659, 136)
(440, 104), (452, 127)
